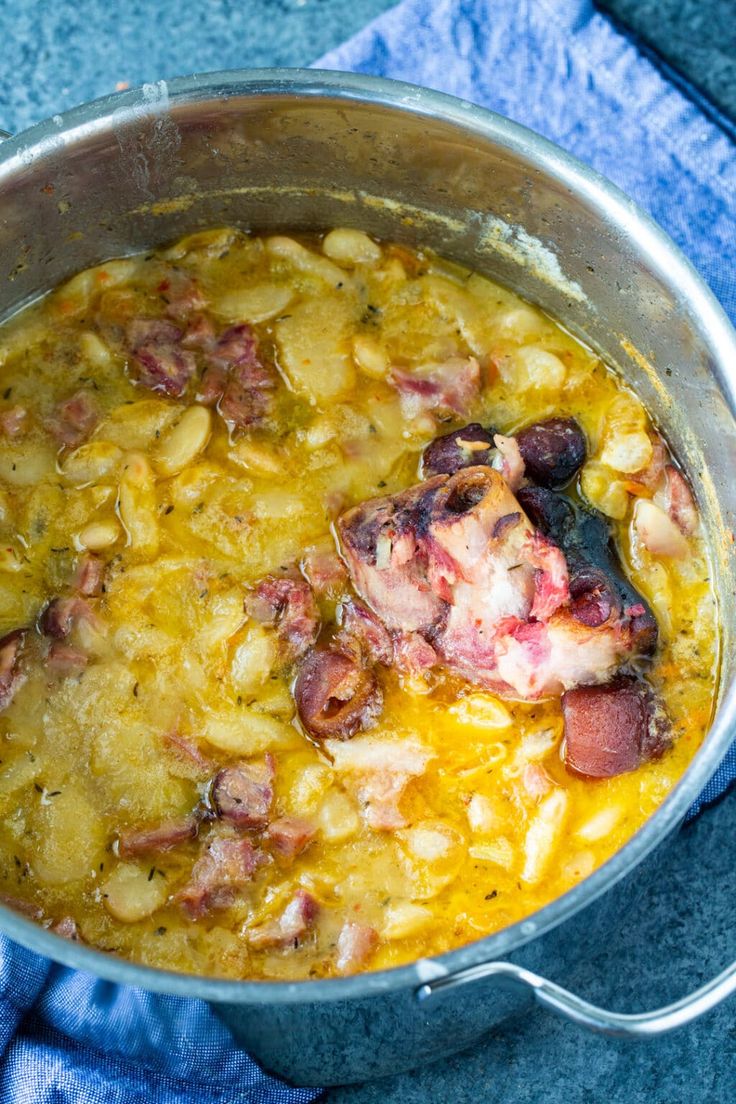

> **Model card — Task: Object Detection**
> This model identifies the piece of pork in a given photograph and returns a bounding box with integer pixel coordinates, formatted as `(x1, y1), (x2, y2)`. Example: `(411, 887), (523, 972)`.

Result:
(245, 575), (320, 665)
(178, 834), (264, 919)
(390, 356), (480, 418)
(47, 390), (99, 448)
(247, 888), (319, 949)
(211, 757), (275, 829)
(0, 629), (26, 711)
(562, 677), (671, 778)
(265, 817), (316, 864)
(127, 319), (197, 397)
(206, 325), (276, 430)
(117, 816), (199, 858)
(336, 920), (379, 973)
(339, 467), (656, 700)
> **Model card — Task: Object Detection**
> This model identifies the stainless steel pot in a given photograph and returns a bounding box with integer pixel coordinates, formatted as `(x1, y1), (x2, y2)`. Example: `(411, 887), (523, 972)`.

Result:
(0, 70), (735, 1087)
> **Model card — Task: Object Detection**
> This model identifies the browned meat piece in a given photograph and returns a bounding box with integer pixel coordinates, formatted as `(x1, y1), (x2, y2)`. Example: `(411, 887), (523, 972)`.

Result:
(421, 423), (494, 478)
(46, 642), (88, 676)
(245, 575), (320, 664)
(663, 465), (698, 536)
(178, 835), (265, 919)
(247, 888), (319, 949)
(47, 390), (98, 448)
(73, 554), (104, 597)
(339, 598), (393, 666)
(0, 405), (27, 438)
(392, 631), (438, 676)
(182, 314), (217, 351)
(517, 485), (658, 656)
(390, 356), (480, 418)
(516, 417), (586, 488)
(339, 467), (655, 700)
(117, 815), (199, 858)
(127, 319), (197, 397)
(51, 915), (81, 941)
(301, 544), (349, 599)
(158, 273), (208, 320)
(265, 816), (316, 864)
(207, 325), (276, 430)
(336, 920), (379, 973)
(197, 363), (228, 406)
(211, 757), (275, 829)
(38, 596), (93, 640)
(0, 629), (26, 711)
(295, 644), (382, 740)
(562, 677), (671, 778)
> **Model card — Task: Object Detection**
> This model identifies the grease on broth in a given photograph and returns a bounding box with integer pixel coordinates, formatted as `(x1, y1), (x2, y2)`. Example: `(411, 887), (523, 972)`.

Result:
(0, 227), (717, 979)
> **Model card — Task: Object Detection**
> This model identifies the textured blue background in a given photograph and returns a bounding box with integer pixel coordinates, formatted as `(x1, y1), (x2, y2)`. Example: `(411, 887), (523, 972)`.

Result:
(0, 1), (734, 1102)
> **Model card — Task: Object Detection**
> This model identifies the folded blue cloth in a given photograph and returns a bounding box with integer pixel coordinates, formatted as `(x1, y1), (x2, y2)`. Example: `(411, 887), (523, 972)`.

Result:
(2, 1), (734, 1101)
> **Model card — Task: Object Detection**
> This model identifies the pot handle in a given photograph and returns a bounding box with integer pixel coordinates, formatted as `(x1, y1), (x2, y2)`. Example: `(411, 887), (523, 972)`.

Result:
(416, 957), (736, 1038)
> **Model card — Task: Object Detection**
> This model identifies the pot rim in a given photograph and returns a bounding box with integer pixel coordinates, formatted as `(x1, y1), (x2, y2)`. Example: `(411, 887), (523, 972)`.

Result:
(1, 67), (735, 1006)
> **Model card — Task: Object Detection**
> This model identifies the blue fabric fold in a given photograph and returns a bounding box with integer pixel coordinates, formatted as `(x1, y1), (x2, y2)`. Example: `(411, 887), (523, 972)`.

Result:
(2, 1), (734, 1100)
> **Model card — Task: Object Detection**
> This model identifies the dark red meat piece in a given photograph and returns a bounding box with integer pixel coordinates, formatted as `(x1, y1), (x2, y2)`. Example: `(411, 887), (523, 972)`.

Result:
(516, 417), (586, 488)
(295, 644), (383, 741)
(265, 816), (316, 864)
(211, 757), (275, 829)
(245, 575), (320, 664)
(127, 318), (196, 397)
(0, 629), (25, 711)
(178, 835), (264, 919)
(207, 325), (275, 430)
(47, 390), (98, 448)
(118, 815), (199, 858)
(562, 677), (671, 778)
(421, 423), (494, 478)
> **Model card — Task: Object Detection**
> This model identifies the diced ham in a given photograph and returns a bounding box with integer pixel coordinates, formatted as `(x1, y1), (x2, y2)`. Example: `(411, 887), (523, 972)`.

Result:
(126, 318), (196, 398)
(182, 313), (217, 351)
(562, 678), (671, 779)
(51, 915), (81, 941)
(117, 815), (199, 858)
(324, 736), (434, 830)
(390, 356), (480, 418)
(47, 390), (98, 447)
(336, 920), (379, 973)
(662, 465), (698, 536)
(160, 273), (208, 320)
(46, 641), (88, 676)
(421, 423), (494, 478)
(247, 888), (319, 949)
(207, 325), (276, 430)
(295, 644), (383, 741)
(339, 468), (655, 701)
(492, 433), (525, 491)
(38, 596), (94, 640)
(0, 405), (28, 438)
(211, 757), (275, 829)
(73, 554), (104, 597)
(515, 417), (586, 488)
(0, 629), (26, 711)
(245, 575), (320, 664)
(265, 817), (316, 863)
(178, 834), (264, 919)
(197, 363), (229, 406)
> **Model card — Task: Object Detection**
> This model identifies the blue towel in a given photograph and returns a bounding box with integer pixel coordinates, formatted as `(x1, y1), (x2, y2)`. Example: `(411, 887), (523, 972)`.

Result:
(1, 1), (735, 1100)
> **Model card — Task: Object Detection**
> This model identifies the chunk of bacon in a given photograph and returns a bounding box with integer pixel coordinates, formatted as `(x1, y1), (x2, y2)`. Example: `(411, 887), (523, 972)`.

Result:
(178, 835), (264, 919)
(211, 757), (275, 829)
(245, 575), (320, 664)
(47, 390), (98, 448)
(206, 325), (276, 430)
(247, 889), (319, 949)
(324, 736), (434, 830)
(336, 920), (379, 973)
(562, 678), (671, 779)
(265, 817), (316, 864)
(126, 319), (196, 397)
(73, 554), (104, 597)
(118, 815), (199, 858)
(339, 467), (655, 700)
(0, 629), (26, 711)
(390, 356), (480, 418)
(0, 405), (27, 438)
(38, 596), (94, 640)
(160, 272), (208, 321)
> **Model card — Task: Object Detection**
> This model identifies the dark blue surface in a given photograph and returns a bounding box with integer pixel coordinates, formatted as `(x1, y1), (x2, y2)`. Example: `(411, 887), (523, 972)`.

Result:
(0, 0), (734, 1101)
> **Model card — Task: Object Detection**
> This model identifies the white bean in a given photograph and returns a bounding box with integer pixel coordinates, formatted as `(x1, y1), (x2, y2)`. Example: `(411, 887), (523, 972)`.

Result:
(155, 406), (212, 477)
(323, 228), (382, 266)
(77, 518), (121, 551)
(352, 334), (389, 379)
(118, 452), (159, 559)
(103, 862), (168, 923)
(214, 283), (294, 324)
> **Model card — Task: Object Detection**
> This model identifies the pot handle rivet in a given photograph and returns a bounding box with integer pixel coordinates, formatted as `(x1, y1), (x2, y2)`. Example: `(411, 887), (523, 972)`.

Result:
(416, 958), (736, 1038)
